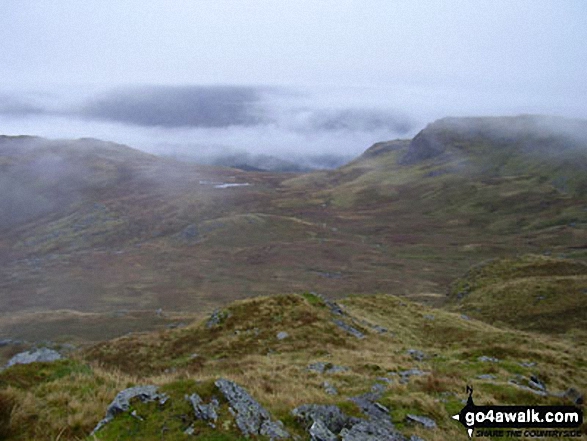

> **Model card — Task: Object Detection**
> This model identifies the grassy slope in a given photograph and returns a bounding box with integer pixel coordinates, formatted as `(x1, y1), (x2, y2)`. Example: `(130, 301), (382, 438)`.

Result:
(0, 293), (585, 440)
(1, 116), (587, 344)
(447, 254), (587, 336)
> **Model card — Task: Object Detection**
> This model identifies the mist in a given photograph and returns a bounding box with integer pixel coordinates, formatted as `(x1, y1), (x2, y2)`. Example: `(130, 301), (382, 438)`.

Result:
(3, 82), (584, 171)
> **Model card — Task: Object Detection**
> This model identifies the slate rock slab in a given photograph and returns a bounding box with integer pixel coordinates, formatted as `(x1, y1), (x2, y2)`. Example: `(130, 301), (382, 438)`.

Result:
(406, 414), (437, 429)
(215, 378), (289, 439)
(92, 385), (168, 434)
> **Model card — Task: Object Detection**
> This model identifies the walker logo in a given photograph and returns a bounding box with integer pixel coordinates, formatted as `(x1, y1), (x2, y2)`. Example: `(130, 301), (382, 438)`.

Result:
(452, 386), (583, 438)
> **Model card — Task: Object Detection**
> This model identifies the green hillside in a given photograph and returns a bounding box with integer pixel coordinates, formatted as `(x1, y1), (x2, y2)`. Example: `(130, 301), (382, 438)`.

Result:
(448, 254), (587, 336)
(1, 293), (585, 440)
(1, 115), (587, 342)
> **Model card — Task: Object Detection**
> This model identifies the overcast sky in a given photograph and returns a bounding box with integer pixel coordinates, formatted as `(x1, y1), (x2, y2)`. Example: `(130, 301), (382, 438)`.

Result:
(0, 0), (586, 163)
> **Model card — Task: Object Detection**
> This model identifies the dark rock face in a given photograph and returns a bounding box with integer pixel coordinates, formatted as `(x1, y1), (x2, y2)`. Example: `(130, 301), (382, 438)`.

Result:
(215, 378), (289, 439)
(6, 348), (62, 367)
(399, 129), (447, 165)
(92, 385), (169, 434)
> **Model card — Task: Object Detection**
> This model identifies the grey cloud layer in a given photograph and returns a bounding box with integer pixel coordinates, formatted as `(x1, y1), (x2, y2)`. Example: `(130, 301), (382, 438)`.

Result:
(79, 86), (267, 128)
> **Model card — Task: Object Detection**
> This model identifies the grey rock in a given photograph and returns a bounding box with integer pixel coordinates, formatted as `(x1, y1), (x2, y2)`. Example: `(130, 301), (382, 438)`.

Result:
(186, 393), (219, 423)
(508, 381), (548, 397)
(407, 349), (427, 361)
(333, 319), (365, 339)
(184, 426), (195, 435)
(409, 436), (427, 441)
(323, 381), (338, 395)
(477, 374), (497, 380)
(399, 369), (429, 383)
(215, 378), (289, 439)
(519, 361), (537, 368)
(423, 314), (435, 321)
(206, 309), (231, 329)
(92, 385), (168, 434)
(307, 362), (349, 374)
(460, 314), (470, 320)
(371, 383), (387, 394)
(277, 331), (289, 340)
(406, 414), (437, 429)
(350, 393), (392, 427)
(309, 419), (338, 441)
(260, 420), (291, 440)
(478, 356), (500, 363)
(292, 404), (361, 434)
(6, 348), (62, 367)
(0, 339), (13, 347)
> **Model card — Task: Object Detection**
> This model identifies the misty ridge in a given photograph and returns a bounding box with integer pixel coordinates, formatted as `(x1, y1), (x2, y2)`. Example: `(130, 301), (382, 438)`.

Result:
(0, 85), (418, 171)
(2, 85), (587, 174)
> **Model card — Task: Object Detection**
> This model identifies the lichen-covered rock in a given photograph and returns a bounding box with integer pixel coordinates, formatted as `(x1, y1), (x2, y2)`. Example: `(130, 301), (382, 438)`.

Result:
(309, 419), (338, 441)
(307, 362), (349, 374)
(91, 385), (168, 434)
(333, 319), (365, 339)
(323, 381), (338, 395)
(6, 348), (62, 367)
(215, 378), (289, 439)
(186, 393), (219, 424)
(406, 349), (427, 361)
(206, 309), (231, 328)
(292, 404), (361, 435)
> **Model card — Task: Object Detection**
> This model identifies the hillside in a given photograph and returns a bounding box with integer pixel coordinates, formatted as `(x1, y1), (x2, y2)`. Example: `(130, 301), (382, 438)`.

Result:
(1, 115), (587, 345)
(1, 293), (585, 440)
(447, 254), (587, 336)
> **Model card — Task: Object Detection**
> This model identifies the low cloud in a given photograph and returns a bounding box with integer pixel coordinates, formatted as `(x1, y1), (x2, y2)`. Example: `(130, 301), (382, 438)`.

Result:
(302, 108), (413, 134)
(79, 85), (267, 128)
(0, 94), (45, 116)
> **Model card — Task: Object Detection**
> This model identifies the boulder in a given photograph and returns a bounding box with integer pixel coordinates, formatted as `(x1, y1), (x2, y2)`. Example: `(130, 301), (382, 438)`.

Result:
(309, 419), (338, 441)
(215, 378), (289, 439)
(6, 348), (62, 367)
(186, 393), (219, 424)
(92, 385), (168, 434)
(292, 404), (360, 434)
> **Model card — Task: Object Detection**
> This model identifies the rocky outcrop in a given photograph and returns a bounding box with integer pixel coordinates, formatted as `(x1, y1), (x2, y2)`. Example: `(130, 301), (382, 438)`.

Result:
(293, 390), (407, 441)
(186, 393), (219, 425)
(92, 385), (169, 434)
(206, 309), (232, 329)
(6, 348), (62, 367)
(215, 378), (289, 439)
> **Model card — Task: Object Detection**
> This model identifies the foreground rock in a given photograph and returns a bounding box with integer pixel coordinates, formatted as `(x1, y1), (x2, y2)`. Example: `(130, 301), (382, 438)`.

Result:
(215, 378), (290, 439)
(186, 392), (219, 426)
(92, 385), (169, 434)
(6, 348), (62, 367)
(293, 392), (407, 441)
